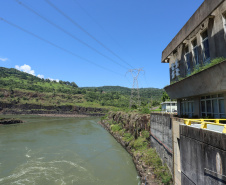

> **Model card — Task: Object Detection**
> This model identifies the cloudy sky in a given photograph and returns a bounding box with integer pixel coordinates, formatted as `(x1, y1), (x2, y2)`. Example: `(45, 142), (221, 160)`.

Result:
(0, 0), (204, 88)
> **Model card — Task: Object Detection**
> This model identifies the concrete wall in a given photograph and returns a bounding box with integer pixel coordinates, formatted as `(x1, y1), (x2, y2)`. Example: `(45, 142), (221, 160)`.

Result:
(165, 61), (226, 100)
(180, 125), (226, 185)
(166, 1), (226, 83)
(150, 113), (173, 173)
(172, 119), (184, 185)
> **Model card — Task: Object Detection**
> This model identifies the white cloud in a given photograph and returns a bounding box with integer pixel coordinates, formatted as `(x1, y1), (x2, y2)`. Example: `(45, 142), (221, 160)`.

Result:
(15, 64), (35, 75)
(0, 58), (8, 62)
(15, 64), (59, 83)
(48, 78), (59, 82)
(37, 74), (44, 79)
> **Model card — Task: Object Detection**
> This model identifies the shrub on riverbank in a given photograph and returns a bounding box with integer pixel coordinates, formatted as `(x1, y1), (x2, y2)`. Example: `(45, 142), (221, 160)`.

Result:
(123, 133), (134, 142)
(111, 124), (122, 132)
(141, 148), (172, 185)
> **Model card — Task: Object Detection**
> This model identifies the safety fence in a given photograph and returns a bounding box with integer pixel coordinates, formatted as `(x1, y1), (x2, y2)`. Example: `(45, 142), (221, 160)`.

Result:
(184, 119), (226, 133)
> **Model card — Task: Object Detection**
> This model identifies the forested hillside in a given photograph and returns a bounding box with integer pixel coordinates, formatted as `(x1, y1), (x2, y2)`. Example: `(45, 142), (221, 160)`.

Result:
(0, 67), (164, 110)
(82, 86), (164, 101)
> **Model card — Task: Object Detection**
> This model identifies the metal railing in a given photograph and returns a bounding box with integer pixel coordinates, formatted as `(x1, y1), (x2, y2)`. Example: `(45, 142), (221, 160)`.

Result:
(183, 119), (226, 133)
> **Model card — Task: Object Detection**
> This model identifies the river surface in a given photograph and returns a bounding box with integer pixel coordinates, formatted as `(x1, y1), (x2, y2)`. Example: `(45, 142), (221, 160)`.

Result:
(0, 115), (140, 185)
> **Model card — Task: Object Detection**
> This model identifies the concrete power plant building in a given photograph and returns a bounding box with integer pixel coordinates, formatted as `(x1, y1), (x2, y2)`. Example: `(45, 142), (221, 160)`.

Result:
(162, 0), (226, 119)
(154, 0), (226, 185)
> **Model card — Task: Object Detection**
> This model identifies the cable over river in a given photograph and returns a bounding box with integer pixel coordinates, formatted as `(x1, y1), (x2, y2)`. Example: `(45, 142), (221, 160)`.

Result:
(0, 115), (140, 185)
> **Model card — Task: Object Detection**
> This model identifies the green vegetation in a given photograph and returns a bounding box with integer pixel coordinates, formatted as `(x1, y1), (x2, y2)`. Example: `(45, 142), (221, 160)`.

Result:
(188, 57), (226, 77)
(123, 132), (134, 142)
(170, 57), (226, 85)
(141, 149), (172, 184)
(140, 107), (150, 114)
(82, 86), (164, 103)
(110, 124), (122, 132)
(141, 130), (150, 139)
(162, 91), (170, 102)
(106, 115), (172, 185)
(132, 137), (148, 150)
(0, 67), (164, 110)
(151, 108), (162, 112)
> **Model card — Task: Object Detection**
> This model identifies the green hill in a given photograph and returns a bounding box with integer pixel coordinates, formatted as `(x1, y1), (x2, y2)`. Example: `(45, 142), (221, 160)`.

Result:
(0, 67), (164, 110)
(0, 67), (80, 94)
(82, 86), (164, 101)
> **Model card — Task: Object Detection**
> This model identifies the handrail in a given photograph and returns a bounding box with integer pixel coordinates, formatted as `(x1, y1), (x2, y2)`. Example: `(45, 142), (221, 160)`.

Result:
(150, 111), (177, 114)
(183, 119), (226, 133)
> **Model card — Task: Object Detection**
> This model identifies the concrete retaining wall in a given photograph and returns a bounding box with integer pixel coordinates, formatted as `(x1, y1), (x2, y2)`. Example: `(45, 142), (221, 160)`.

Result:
(150, 113), (173, 173)
(180, 125), (226, 185)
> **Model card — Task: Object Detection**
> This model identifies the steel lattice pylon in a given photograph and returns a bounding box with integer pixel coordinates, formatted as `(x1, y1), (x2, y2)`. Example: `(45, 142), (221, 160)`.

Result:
(126, 68), (144, 108)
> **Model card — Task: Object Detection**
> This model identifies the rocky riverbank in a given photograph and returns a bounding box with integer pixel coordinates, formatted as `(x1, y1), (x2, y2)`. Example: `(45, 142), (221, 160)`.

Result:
(0, 118), (23, 125)
(0, 102), (107, 116)
(100, 112), (172, 185)
(37, 114), (89, 118)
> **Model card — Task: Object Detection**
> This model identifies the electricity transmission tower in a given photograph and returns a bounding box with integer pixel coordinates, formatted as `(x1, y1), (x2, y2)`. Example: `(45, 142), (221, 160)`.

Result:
(126, 68), (144, 108)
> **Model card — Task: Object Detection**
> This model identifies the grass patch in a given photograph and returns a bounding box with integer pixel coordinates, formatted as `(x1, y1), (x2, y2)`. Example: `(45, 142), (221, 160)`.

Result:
(100, 114), (108, 121)
(132, 137), (148, 150)
(141, 130), (150, 139)
(141, 148), (172, 185)
(122, 132), (134, 142)
(151, 108), (161, 112)
(118, 128), (126, 136)
(169, 57), (226, 86)
(110, 124), (122, 132)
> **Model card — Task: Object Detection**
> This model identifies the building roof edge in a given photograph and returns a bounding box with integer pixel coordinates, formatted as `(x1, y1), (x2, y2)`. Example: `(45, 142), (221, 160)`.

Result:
(161, 0), (224, 63)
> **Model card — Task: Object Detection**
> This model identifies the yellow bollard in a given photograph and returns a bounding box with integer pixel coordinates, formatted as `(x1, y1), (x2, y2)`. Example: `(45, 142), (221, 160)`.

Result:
(215, 120), (219, 124)
(201, 122), (207, 129)
(184, 120), (189, 125)
(223, 125), (226, 134)
(184, 120), (192, 126)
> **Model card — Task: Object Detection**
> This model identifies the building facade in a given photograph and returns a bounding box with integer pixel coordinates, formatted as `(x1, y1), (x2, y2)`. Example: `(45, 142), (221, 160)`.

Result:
(161, 101), (177, 113)
(162, 0), (226, 118)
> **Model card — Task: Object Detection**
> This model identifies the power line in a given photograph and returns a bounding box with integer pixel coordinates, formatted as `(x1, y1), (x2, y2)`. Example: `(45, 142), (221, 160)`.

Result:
(15, 0), (128, 70)
(0, 17), (123, 76)
(72, 0), (123, 48)
(73, 0), (137, 68)
(44, 0), (134, 69)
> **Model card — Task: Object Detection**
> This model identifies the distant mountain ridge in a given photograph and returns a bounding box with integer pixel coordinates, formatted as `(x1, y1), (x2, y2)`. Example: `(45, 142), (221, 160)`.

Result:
(0, 67), (164, 110)
(82, 86), (164, 101)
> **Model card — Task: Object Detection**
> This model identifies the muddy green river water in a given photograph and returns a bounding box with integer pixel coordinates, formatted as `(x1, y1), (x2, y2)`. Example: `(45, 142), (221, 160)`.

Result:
(0, 115), (140, 185)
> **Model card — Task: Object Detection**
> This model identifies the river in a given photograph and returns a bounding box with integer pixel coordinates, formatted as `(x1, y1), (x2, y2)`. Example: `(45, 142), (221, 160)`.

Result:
(0, 115), (140, 185)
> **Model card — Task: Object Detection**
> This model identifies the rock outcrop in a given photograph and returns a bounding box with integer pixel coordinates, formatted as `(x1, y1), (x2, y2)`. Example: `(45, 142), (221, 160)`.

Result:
(0, 102), (107, 116)
(0, 118), (23, 124)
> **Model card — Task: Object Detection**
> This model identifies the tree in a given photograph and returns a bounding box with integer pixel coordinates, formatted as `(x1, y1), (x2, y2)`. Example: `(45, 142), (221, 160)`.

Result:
(162, 91), (170, 102)
(71, 82), (78, 88)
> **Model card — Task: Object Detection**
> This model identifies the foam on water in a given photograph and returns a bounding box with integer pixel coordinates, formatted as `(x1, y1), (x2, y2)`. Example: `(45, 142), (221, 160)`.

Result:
(0, 116), (140, 185)
(0, 158), (99, 184)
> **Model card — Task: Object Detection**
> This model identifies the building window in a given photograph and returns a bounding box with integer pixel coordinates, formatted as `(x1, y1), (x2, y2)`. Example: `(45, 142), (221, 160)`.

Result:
(201, 30), (210, 63)
(184, 46), (191, 75)
(181, 99), (194, 118)
(200, 94), (225, 118)
(171, 60), (180, 79)
(192, 39), (199, 65)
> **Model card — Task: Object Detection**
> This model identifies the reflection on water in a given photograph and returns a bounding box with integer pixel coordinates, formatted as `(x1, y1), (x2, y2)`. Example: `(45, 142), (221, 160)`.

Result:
(0, 115), (140, 185)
